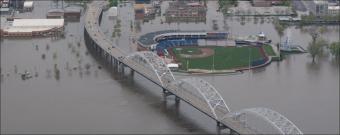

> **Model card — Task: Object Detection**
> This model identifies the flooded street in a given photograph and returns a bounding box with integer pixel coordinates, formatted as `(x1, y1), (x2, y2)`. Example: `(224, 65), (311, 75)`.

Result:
(1, 1), (339, 134)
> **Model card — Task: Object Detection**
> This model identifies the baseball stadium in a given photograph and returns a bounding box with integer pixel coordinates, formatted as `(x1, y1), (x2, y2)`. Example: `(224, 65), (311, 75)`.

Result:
(137, 31), (278, 73)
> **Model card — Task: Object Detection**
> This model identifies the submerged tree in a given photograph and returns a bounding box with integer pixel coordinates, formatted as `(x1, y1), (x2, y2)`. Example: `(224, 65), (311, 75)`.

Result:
(329, 42), (340, 58)
(273, 19), (286, 43)
(307, 36), (328, 63)
(306, 26), (330, 63)
(54, 64), (60, 81)
(109, 0), (118, 7)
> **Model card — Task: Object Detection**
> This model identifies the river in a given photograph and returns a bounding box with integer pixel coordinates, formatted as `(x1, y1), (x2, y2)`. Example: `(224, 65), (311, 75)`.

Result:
(1, 1), (339, 134)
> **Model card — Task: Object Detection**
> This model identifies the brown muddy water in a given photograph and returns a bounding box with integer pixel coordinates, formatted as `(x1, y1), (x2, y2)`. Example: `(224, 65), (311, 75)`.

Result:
(1, 1), (339, 134)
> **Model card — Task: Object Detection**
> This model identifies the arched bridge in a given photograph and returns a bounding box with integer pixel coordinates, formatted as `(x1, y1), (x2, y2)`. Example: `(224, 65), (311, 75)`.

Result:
(83, 1), (303, 134)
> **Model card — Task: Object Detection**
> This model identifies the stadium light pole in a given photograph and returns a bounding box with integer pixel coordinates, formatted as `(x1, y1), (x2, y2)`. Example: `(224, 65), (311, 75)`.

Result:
(212, 52), (215, 72)
(248, 46), (251, 70)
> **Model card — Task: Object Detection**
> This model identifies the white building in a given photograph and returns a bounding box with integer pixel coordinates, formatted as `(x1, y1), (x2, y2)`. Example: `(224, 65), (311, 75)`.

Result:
(23, 1), (33, 11)
(312, 0), (328, 15)
(108, 7), (118, 19)
(328, 6), (340, 16)
(1, 19), (64, 37)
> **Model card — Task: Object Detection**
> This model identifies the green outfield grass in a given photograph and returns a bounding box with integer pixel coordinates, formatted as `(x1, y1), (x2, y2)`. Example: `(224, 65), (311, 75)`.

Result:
(263, 44), (277, 56)
(172, 46), (265, 70)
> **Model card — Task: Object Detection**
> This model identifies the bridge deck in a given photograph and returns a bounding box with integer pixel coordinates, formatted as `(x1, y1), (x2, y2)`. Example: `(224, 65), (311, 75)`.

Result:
(84, 1), (126, 58)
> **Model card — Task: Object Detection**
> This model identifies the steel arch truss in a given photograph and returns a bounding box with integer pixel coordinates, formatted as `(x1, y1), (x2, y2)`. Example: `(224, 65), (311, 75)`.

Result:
(228, 107), (303, 134)
(125, 51), (175, 86)
(172, 78), (230, 120)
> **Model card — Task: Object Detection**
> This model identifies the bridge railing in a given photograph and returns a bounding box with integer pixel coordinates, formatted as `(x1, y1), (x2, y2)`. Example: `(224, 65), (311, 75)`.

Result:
(124, 52), (175, 87)
(226, 108), (303, 134)
(168, 78), (230, 121)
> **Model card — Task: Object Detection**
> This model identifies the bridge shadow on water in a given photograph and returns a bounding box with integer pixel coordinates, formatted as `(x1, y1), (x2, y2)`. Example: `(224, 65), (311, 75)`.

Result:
(84, 43), (229, 134)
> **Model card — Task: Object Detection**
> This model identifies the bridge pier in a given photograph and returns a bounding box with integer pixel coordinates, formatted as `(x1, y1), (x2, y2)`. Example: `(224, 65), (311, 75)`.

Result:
(130, 69), (135, 76)
(162, 89), (173, 98)
(110, 56), (113, 67)
(113, 59), (118, 71)
(95, 45), (100, 56)
(217, 121), (234, 132)
(96, 46), (99, 55)
(175, 96), (180, 104)
(117, 62), (125, 74)
(217, 122), (226, 128)
(105, 52), (110, 64)
(121, 63), (125, 74)
(216, 122), (240, 135)
(163, 89), (180, 104)
(99, 48), (103, 58)
(230, 129), (239, 135)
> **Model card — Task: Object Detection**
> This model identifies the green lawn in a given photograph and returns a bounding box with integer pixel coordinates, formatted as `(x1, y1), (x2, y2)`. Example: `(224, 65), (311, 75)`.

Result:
(263, 44), (276, 56)
(172, 46), (264, 70)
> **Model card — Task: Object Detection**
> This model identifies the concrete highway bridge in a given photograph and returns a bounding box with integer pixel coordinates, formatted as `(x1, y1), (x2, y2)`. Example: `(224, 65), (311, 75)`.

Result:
(83, 1), (303, 134)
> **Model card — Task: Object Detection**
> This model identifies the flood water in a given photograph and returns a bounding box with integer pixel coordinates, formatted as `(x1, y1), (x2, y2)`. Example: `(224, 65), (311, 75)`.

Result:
(1, 1), (339, 134)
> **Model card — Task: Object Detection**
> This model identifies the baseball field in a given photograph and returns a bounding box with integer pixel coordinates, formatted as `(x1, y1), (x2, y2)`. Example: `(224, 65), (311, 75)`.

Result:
(170, 45), (273, 71)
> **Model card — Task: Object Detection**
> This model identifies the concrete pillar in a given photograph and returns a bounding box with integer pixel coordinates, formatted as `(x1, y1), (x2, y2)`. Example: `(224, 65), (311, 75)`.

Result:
(130, 68), (134, 76)
(162, 88), (168, 100)
(117, 62), (121, 72)
(99, 48), (102, 57)
(104, 53), (108, 63)
(217, 121), (221, 127)
(217, 121), (229, 130)
(118, 62), (125, 74)
(162, 89), (173, 99)
(175, 96), (180, 104)
(110, 56), (113, 66)
(121, 63), (125, 74)
(230, 129), (238, 135)
(113, 59), (118, 71)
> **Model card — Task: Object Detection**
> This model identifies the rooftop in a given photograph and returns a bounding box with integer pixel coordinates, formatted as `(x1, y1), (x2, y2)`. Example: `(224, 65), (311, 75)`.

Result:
(24, 1), (34, 8)
(12, 19), (64, 27)
(134, 4), (145, 10)
(328, 6), (340, 10)
(2, 19), (64, 33)
(314, 0), (328, 4)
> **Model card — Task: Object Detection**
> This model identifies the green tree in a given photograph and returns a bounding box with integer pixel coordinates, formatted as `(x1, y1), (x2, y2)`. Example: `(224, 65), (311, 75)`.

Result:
(109, 0), (118, 7)
(218, 0), (237, 14)
(329, 42), (340, 58)
(307, 36), (328, 63)
(273, 19), (287, 56)
(273, 19), (286, 42)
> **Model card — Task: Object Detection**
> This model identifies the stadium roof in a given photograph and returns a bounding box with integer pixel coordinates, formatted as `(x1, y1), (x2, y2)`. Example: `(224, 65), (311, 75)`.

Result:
(12, 19), (64, 27)
(3, 19), (64, 33)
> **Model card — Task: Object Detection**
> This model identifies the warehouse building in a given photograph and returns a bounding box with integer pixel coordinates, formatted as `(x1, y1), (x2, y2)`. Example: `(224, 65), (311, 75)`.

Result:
(1, 19), (64, 37)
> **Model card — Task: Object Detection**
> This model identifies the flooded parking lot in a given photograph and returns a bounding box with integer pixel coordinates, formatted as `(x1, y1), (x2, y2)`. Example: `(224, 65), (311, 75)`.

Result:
(1, 1), (339, 134)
